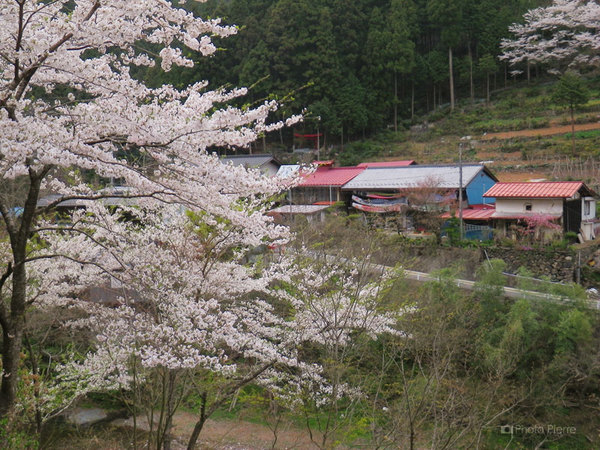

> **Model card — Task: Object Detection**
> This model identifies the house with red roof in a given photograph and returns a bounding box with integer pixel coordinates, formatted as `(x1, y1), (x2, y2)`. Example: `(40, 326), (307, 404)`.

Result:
(483, 181), (598, 241)
(291, 161), (365, 205)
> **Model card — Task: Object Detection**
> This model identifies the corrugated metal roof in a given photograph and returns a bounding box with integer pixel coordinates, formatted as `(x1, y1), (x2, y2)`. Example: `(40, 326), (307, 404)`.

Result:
(441, 208), (495, 220)
(276, 165), (300, 178)
(37, 194), (81, 208)
(222, 154), (279, 168)
(342, 165), (491, 190)
(357, 160), (415, 168)
(484, 182), (583, 198)
(300, 166), (365, 187)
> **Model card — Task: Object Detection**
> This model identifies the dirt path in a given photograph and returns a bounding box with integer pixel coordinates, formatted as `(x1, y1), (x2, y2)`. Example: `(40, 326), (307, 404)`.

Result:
(109, 411), (320, 449)
(172, 411), (320, 450)
(480, 121), (600, 140)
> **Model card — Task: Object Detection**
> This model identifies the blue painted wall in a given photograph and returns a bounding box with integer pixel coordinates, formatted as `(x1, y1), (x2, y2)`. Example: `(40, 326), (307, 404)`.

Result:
(466, 171), (496, 205)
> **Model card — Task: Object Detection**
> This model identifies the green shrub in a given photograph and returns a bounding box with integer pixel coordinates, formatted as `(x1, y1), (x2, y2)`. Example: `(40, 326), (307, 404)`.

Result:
(338, 141), (384, 166)
(564, 231), (578, 243)
(500, 141), (523, 153)
(0, 417), (39, 450)
(564, 129), (600, 139)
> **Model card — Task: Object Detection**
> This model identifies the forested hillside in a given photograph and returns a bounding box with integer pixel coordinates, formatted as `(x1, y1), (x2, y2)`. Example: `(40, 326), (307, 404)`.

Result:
(140, 0), (547, 145)
(3, 1), (600, 449)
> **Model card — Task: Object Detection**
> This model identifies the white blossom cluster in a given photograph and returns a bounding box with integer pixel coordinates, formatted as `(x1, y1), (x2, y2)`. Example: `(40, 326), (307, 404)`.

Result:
(0, 0), (300, 210)
(16, 205), (406, 413)
(0, 0), (302, 417)
(500, 0), (600, 71)
(262, 257), (407, 407)
(0, 0), (402, 418)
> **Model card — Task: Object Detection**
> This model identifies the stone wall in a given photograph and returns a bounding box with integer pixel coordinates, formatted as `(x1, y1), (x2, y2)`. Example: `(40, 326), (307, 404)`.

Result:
(381, 239), (600, 285)
(379, 244), (482, 280)
(482, 247), (576, 283)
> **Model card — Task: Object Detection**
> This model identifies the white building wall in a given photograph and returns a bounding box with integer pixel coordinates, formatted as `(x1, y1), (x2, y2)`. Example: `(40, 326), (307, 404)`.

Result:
(581, 196), (596, 221)
(495, 198), (563, 215)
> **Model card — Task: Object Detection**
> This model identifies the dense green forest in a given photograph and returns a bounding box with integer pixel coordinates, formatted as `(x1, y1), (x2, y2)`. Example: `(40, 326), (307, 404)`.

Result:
(140, 0), (547, 146)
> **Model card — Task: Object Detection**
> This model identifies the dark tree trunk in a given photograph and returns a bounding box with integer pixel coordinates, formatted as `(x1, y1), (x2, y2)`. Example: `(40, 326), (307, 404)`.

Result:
(187, 392), (207, 450)
(468, 44), (474, 103)
(448, 47), (455, 111)
(0, 168), (46, 418)
(571, 106), (576, 155)
(411, 79), (415, 120)
(394, 70), (398, 133)
(0, 314), (23, 417)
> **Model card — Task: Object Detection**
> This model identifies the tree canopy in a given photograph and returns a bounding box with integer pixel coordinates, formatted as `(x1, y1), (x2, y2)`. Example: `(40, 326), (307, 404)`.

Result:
(165, 0), (548, 142)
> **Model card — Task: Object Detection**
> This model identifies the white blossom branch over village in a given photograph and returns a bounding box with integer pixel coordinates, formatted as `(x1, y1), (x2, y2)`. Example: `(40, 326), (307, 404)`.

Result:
(0, 4), (401, 448)
(0, 0), (306, 423)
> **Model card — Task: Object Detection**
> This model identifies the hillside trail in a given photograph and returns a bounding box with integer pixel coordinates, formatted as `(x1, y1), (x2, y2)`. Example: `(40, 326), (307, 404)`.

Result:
(109, 410), (319, 449)
(480, 120), (600, 140)
(171, 410), (319, 449)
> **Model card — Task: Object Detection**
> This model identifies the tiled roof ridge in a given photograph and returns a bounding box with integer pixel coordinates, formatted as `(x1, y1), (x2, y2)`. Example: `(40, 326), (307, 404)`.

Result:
(223, 153), (274, 158)
(484, 181), (585, 198)
(317, 166), (363, 170)
(493, 181), (582, 184)
(361, 163), (483, 169)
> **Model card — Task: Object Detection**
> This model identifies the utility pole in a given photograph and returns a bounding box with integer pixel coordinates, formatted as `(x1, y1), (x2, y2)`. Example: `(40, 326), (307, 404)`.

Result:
(458, 136), (471, 241)
(317, 124), (320, 161)
(316, 116), (321, 160)
(459, 143), (464, 240)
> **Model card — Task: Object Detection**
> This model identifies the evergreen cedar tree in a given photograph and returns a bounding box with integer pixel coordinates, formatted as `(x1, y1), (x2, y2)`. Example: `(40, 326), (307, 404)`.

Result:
(167, 0), (552, 140)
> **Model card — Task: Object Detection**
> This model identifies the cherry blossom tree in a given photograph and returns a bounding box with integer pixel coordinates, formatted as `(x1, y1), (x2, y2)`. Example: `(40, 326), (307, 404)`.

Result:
(0, 6), (402, 450)
(523, 214), (562, 242)
(17, 204), (401, 448)
(257, 255), (404, 448)
(0, 0), (302, 420)
(25, 202), (298, 448)
(500, 0), (600, 74)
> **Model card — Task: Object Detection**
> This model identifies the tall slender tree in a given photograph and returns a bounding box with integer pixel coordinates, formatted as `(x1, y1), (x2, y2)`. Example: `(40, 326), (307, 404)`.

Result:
(388, 0), (417, 131)
(552, 71), (590, 155)
(427, 0), (466, 111)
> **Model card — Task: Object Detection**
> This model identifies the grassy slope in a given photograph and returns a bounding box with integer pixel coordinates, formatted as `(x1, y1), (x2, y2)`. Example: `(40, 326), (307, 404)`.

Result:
(335, 77), (600, 189)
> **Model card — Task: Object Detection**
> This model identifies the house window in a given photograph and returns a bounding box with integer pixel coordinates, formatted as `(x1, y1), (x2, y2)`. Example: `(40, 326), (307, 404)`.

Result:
(525, 203), (532, 211)
(584, 200), (591, 216)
